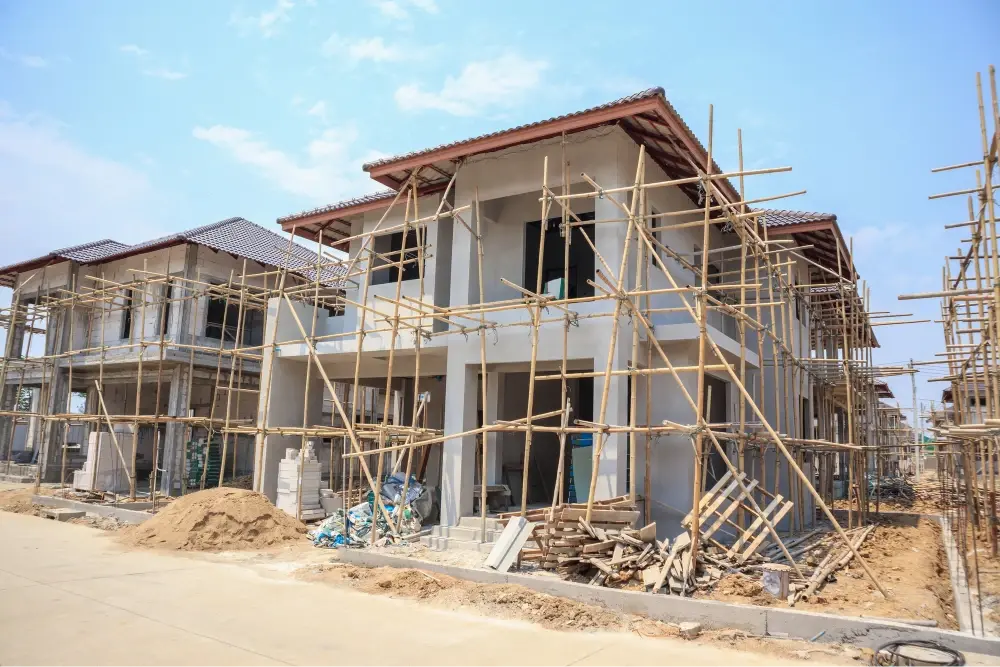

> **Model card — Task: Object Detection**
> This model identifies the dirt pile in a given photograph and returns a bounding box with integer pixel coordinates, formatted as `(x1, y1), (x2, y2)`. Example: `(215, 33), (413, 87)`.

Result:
(0, 488), (43, 515)
(306, 563), (630, 632)
(710, 574), (775, 607)
(119, 488), (307, 551)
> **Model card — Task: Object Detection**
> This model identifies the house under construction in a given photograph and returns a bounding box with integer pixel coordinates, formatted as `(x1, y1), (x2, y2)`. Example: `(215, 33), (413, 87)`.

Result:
(0, 88), (925, 587)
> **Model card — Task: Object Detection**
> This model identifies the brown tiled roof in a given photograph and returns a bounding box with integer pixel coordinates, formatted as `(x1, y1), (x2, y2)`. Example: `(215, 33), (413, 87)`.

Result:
(279, 87), (738, 242)
(757, 209), (837, 228)
(362, 88), (670, 171)
(98, 217), (345, 285)
(1, 220), (344, 288)
(278, 189), (397, 225)
(0, 239), (130, 287)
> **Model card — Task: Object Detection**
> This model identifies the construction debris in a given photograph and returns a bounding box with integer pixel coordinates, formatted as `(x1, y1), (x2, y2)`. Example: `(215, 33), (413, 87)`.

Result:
(310, 473), (429, 547)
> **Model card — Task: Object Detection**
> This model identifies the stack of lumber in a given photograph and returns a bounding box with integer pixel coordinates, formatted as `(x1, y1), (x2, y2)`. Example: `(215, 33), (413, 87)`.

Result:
(500, 496), (753, 594)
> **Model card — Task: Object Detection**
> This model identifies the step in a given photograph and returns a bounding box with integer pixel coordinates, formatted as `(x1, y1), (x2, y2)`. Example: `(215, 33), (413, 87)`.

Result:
(456, 515), (504, 531)
(430, 525), (502, 541)
(420, 534), (495, 554)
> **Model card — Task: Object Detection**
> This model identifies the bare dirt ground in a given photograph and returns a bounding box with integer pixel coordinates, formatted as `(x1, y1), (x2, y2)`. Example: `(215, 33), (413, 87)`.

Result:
(297, 561), (870, 664)
(700, 514), (957, 628)
(796, 514), (955, 628)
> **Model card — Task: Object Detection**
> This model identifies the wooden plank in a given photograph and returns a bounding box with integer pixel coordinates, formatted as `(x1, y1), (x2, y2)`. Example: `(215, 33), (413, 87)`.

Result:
(681, 470), (735, 525)
(589, 558), (612, 574)
(725, 494), (782, 558)
(560, 508), (640, 524)
(581, 539), (616, 554)
(638, 522), (657, 543)
(699, 479), (759, 542)
(740, 501), (794, 561)
(683, 476), (742, 528)
(653, 532), (690, 594)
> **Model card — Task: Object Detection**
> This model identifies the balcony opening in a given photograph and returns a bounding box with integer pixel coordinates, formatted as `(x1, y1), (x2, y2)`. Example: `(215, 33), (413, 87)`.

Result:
(372, 229), (422, 286)
(524, 212), (595, 299)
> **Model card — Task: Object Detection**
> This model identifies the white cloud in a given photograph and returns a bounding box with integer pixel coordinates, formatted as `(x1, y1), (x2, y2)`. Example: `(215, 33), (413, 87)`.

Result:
(231, 0), (295, 38)
(192, 123), (383, 201)
(395, 54), (547, 116)
(0, 48), (47, 68)
(119, 44), (149, 57)
(0, 106), (166, 274)
(142, 67), (187, 81)
(306, 101), (328, 122)
(369, 0), (437, 20)
(322, 34), (403, 63)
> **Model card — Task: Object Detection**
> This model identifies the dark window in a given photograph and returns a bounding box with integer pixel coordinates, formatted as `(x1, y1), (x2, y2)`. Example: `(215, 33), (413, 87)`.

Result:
(160, 282), (172, 337)
(120, 289), (134, 340)
(372, 229), (422, 286)
(693, 246), (726, 302)
(242, 309), (264, 347)
(524, 212), (595, 299)
(205, 292), (239, 342)
(702, 375), (728, 490)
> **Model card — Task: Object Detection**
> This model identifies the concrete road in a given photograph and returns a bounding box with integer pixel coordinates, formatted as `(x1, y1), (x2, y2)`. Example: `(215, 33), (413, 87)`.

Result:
(0, 512), (804, 666)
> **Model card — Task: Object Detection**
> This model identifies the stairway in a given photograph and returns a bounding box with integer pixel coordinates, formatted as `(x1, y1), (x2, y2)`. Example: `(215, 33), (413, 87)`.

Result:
(420, 515), (504, 553)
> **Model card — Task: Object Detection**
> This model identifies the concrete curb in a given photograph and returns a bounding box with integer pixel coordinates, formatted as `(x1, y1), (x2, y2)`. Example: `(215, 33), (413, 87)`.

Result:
(31, 495), (151, 524)
(335, 549), (1000, 656)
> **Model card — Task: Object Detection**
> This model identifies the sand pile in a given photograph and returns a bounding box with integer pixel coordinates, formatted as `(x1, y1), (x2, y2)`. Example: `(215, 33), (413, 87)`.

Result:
(119, 488), (307, 551)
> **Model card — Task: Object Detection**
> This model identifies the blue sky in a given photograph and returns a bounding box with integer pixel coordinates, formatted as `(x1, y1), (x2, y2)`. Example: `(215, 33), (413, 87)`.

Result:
(1, 0), (997, 422)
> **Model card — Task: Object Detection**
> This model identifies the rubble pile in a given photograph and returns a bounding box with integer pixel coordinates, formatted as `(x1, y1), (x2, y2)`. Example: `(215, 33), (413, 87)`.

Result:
(310, 472), (431, 547)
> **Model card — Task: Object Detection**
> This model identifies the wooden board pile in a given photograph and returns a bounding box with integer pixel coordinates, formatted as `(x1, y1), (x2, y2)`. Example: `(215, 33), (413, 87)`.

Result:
(500, 480), (797, 595)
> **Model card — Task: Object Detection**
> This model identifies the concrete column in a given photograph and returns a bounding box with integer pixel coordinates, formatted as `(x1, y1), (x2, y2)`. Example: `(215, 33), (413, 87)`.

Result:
(592, 321), (630, 500)
(39, 372), (69, 479)
(484, 371), (504, 484)
(440, 354), (477, 525)
(449, 193), (476, 310)
(253, 296), (325, 502)
(160, 364), (190, 494)
(0, 295), (26, 460)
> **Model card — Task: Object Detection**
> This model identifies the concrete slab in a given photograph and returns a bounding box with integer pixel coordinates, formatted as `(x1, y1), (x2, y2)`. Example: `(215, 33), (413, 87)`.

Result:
(31, 495), (151, 524)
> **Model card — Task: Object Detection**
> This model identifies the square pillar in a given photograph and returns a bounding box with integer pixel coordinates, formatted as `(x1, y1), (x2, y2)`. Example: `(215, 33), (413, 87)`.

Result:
(160, 364), (190, 494)
(440, 354), (477, 525)
(484, 371), (504, 484)
(592, 321), (630, 500)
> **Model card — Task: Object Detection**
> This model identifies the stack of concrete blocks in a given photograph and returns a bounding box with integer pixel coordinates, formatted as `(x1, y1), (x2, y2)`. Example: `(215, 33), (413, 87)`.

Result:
(72, 429), (134, 494)
(275, 441), (324, 521)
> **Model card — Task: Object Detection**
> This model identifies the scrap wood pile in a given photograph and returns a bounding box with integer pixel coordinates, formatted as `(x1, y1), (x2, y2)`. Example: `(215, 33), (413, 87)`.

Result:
(500, 496), (670, 587)
(501, 472), (801, 596)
